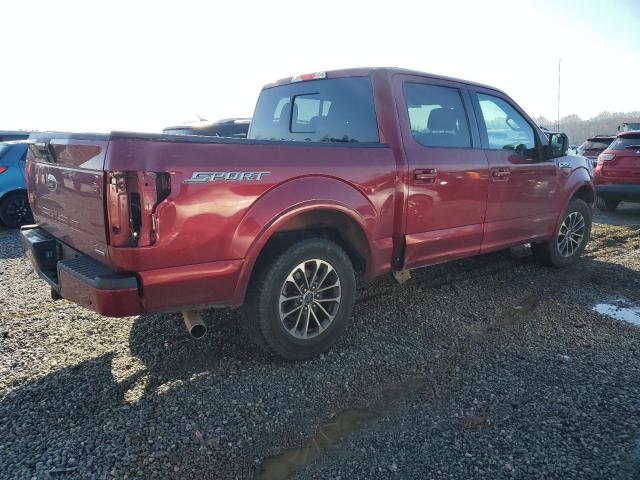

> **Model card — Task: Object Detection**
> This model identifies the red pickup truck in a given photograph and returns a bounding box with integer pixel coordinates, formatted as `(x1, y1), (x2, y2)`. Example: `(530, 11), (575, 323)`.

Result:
(21, 68), (594, 360)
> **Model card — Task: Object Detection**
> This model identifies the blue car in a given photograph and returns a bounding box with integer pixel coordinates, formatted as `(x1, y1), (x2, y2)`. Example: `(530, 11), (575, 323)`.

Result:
(0, 141), (33, 227)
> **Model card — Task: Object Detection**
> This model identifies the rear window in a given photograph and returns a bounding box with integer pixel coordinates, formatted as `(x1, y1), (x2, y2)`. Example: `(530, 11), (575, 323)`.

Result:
(248, 77), (379, 143)
(580, 140), (612, 150)
(608, 135), (640, 149)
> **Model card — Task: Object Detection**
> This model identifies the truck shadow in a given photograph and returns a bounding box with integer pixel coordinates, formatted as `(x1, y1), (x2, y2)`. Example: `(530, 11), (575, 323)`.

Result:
(2, 252), (640, 479)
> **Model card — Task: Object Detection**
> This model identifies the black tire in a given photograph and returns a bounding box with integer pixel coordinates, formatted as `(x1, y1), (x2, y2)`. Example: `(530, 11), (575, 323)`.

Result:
(532, 198), (592, 267)
(241, 238), (356, 360)
(0, 191), (33, 228)
(595, 196), (619, 212)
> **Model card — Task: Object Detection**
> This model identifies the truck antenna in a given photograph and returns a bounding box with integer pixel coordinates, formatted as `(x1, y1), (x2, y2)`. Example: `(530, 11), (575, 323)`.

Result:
(557, 58), (561, 132)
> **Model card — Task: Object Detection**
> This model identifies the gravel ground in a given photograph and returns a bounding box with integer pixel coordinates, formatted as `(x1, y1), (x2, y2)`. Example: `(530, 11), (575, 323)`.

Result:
(1, 209), (639, 480)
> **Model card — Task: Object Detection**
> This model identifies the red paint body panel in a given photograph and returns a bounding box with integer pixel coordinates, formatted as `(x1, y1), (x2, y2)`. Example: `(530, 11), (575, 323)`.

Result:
(139, 260), (243, 311)
(26, 139), (109, 261)
(23, 67), (595, 317)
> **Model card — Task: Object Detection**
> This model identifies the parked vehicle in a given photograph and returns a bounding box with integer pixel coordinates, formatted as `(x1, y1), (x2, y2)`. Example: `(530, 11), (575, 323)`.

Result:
(21, 67), (594, 360)
(618, 122), (640, 133)
(578, 135), (615, 166)
(0, 130), (31, 142)
(0, 141), (33, 227)
(594, 131), (640, 211)
(163, 118), (251, 138)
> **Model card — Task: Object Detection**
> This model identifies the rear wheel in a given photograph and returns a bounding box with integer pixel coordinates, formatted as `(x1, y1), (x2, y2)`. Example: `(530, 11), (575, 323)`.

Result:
(532, 198), (591, 267)
(242, 238), (356, 360)
(596, 196), (619, 212)
(0, 191), (33, 228)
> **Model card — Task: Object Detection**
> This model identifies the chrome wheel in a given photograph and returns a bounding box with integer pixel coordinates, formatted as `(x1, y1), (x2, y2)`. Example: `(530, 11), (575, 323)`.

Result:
(557, 211), (585, 257)
(278, 259), (341, 339)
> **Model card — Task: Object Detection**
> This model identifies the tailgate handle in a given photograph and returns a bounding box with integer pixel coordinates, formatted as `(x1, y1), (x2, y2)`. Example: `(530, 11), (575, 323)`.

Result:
(414, 168), (438, 184)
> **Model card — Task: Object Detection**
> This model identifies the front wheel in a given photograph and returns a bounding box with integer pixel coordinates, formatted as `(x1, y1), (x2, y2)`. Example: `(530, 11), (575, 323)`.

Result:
(532, 198), (592, 267)
(242, 238), (356, 360)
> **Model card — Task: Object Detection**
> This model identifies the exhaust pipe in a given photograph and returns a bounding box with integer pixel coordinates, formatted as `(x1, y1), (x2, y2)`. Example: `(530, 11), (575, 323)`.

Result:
(182, 310), (207, 339)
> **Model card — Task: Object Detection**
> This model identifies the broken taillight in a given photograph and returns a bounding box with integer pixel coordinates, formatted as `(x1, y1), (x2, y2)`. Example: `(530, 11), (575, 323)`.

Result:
(106, 171), (171, 247)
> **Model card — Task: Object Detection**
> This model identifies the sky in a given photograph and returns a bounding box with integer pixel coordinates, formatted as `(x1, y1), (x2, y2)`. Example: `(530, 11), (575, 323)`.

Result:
(1, 0), (639, 133)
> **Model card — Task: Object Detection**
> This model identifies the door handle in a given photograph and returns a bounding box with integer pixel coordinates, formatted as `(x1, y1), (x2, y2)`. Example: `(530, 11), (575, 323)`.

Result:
(414, 168), (438, 184)
(491, 167), (510, 181)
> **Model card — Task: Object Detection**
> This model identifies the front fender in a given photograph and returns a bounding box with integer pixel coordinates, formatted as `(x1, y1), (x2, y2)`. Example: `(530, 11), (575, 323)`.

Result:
(230, 176), (379, 304)
(553, 164), (595, 230)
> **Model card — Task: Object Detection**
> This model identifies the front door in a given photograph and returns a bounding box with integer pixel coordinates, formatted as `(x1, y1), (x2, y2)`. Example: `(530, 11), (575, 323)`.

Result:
(470, 89), (560, 252)
(395, 76), (489, 269)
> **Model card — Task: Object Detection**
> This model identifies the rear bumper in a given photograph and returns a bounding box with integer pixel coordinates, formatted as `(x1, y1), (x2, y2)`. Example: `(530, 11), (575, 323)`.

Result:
(21, 226), (142, 317)
(595, 183), (640, 202)
(20, 226), (244, 317)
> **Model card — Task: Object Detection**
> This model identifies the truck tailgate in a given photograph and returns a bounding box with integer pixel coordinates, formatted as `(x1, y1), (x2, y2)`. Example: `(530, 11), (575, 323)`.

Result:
(27, 135), (110, 262)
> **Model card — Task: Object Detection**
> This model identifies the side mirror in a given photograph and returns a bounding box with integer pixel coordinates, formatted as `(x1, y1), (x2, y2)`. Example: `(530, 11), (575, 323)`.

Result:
(546, 132), (568, 159)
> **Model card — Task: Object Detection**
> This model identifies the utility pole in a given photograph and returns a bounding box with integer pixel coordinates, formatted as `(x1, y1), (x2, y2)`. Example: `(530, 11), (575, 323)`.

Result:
(557, 58), (561, 132)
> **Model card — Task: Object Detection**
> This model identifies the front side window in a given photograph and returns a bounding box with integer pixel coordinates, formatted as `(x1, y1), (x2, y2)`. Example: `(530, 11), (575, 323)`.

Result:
(249, 77), (378, 143)
(403, 83), (471, 148)
(476, 93), (536, 158)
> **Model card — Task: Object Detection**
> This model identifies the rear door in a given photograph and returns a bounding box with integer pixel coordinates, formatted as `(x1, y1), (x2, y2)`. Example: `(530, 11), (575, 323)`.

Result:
(469, 89), (560, 251)
(27, 135), (110, 261)
(393, 75), (489, 268)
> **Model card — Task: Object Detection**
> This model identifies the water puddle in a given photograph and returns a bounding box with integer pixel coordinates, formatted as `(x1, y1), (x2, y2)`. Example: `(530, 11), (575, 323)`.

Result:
(593, 298), (640, 327)
(258, 378), (425, 480)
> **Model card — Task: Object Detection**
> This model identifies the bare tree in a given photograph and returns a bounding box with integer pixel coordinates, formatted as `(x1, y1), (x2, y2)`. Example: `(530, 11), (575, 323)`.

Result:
(533, 111), (640, 145)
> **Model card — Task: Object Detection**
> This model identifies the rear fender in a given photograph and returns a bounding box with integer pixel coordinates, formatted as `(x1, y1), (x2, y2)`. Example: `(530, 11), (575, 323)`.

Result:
(230, 176), (377, 305)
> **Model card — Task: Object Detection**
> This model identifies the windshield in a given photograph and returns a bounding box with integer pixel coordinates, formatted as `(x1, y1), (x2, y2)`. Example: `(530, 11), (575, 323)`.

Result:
(608, 135), (640, 149)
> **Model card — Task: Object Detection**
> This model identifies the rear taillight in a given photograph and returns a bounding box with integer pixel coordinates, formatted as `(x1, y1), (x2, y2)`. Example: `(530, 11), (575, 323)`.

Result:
(106, 171), (171, 247)
(597, 153), (615, 165)
(0, 166), (7, 174)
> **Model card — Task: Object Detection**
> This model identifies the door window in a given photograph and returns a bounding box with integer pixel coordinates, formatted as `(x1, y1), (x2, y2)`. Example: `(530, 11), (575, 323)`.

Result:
(403, 83), (471, 148)
(476, 93), (536, 158)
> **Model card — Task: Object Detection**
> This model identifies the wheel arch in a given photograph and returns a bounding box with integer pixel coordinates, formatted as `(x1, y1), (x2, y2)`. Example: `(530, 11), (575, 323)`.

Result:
(230, 177), (378, 306)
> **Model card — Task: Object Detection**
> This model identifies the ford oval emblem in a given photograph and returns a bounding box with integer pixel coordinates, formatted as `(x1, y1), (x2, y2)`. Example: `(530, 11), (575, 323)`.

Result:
(46, 174), (57, 192)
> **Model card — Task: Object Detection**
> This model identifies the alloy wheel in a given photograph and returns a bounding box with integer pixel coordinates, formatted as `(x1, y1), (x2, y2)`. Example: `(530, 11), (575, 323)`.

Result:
(278, 259), (341, 339)
(5, 196), (31, 225)
(557, 211), (585, 257)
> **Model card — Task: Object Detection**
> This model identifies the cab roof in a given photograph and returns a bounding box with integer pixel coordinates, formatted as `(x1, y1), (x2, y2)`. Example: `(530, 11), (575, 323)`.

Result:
(263, 67), (506, 95)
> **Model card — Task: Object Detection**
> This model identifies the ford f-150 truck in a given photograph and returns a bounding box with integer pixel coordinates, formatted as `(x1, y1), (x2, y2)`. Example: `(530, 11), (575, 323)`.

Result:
(21, 68), (595, 360)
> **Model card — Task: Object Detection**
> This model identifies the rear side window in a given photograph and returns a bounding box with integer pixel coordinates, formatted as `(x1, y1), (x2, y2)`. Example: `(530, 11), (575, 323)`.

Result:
(249, 77), (379, 143)
(476, 93), (535, 155)
(403, 83), (471, 148)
